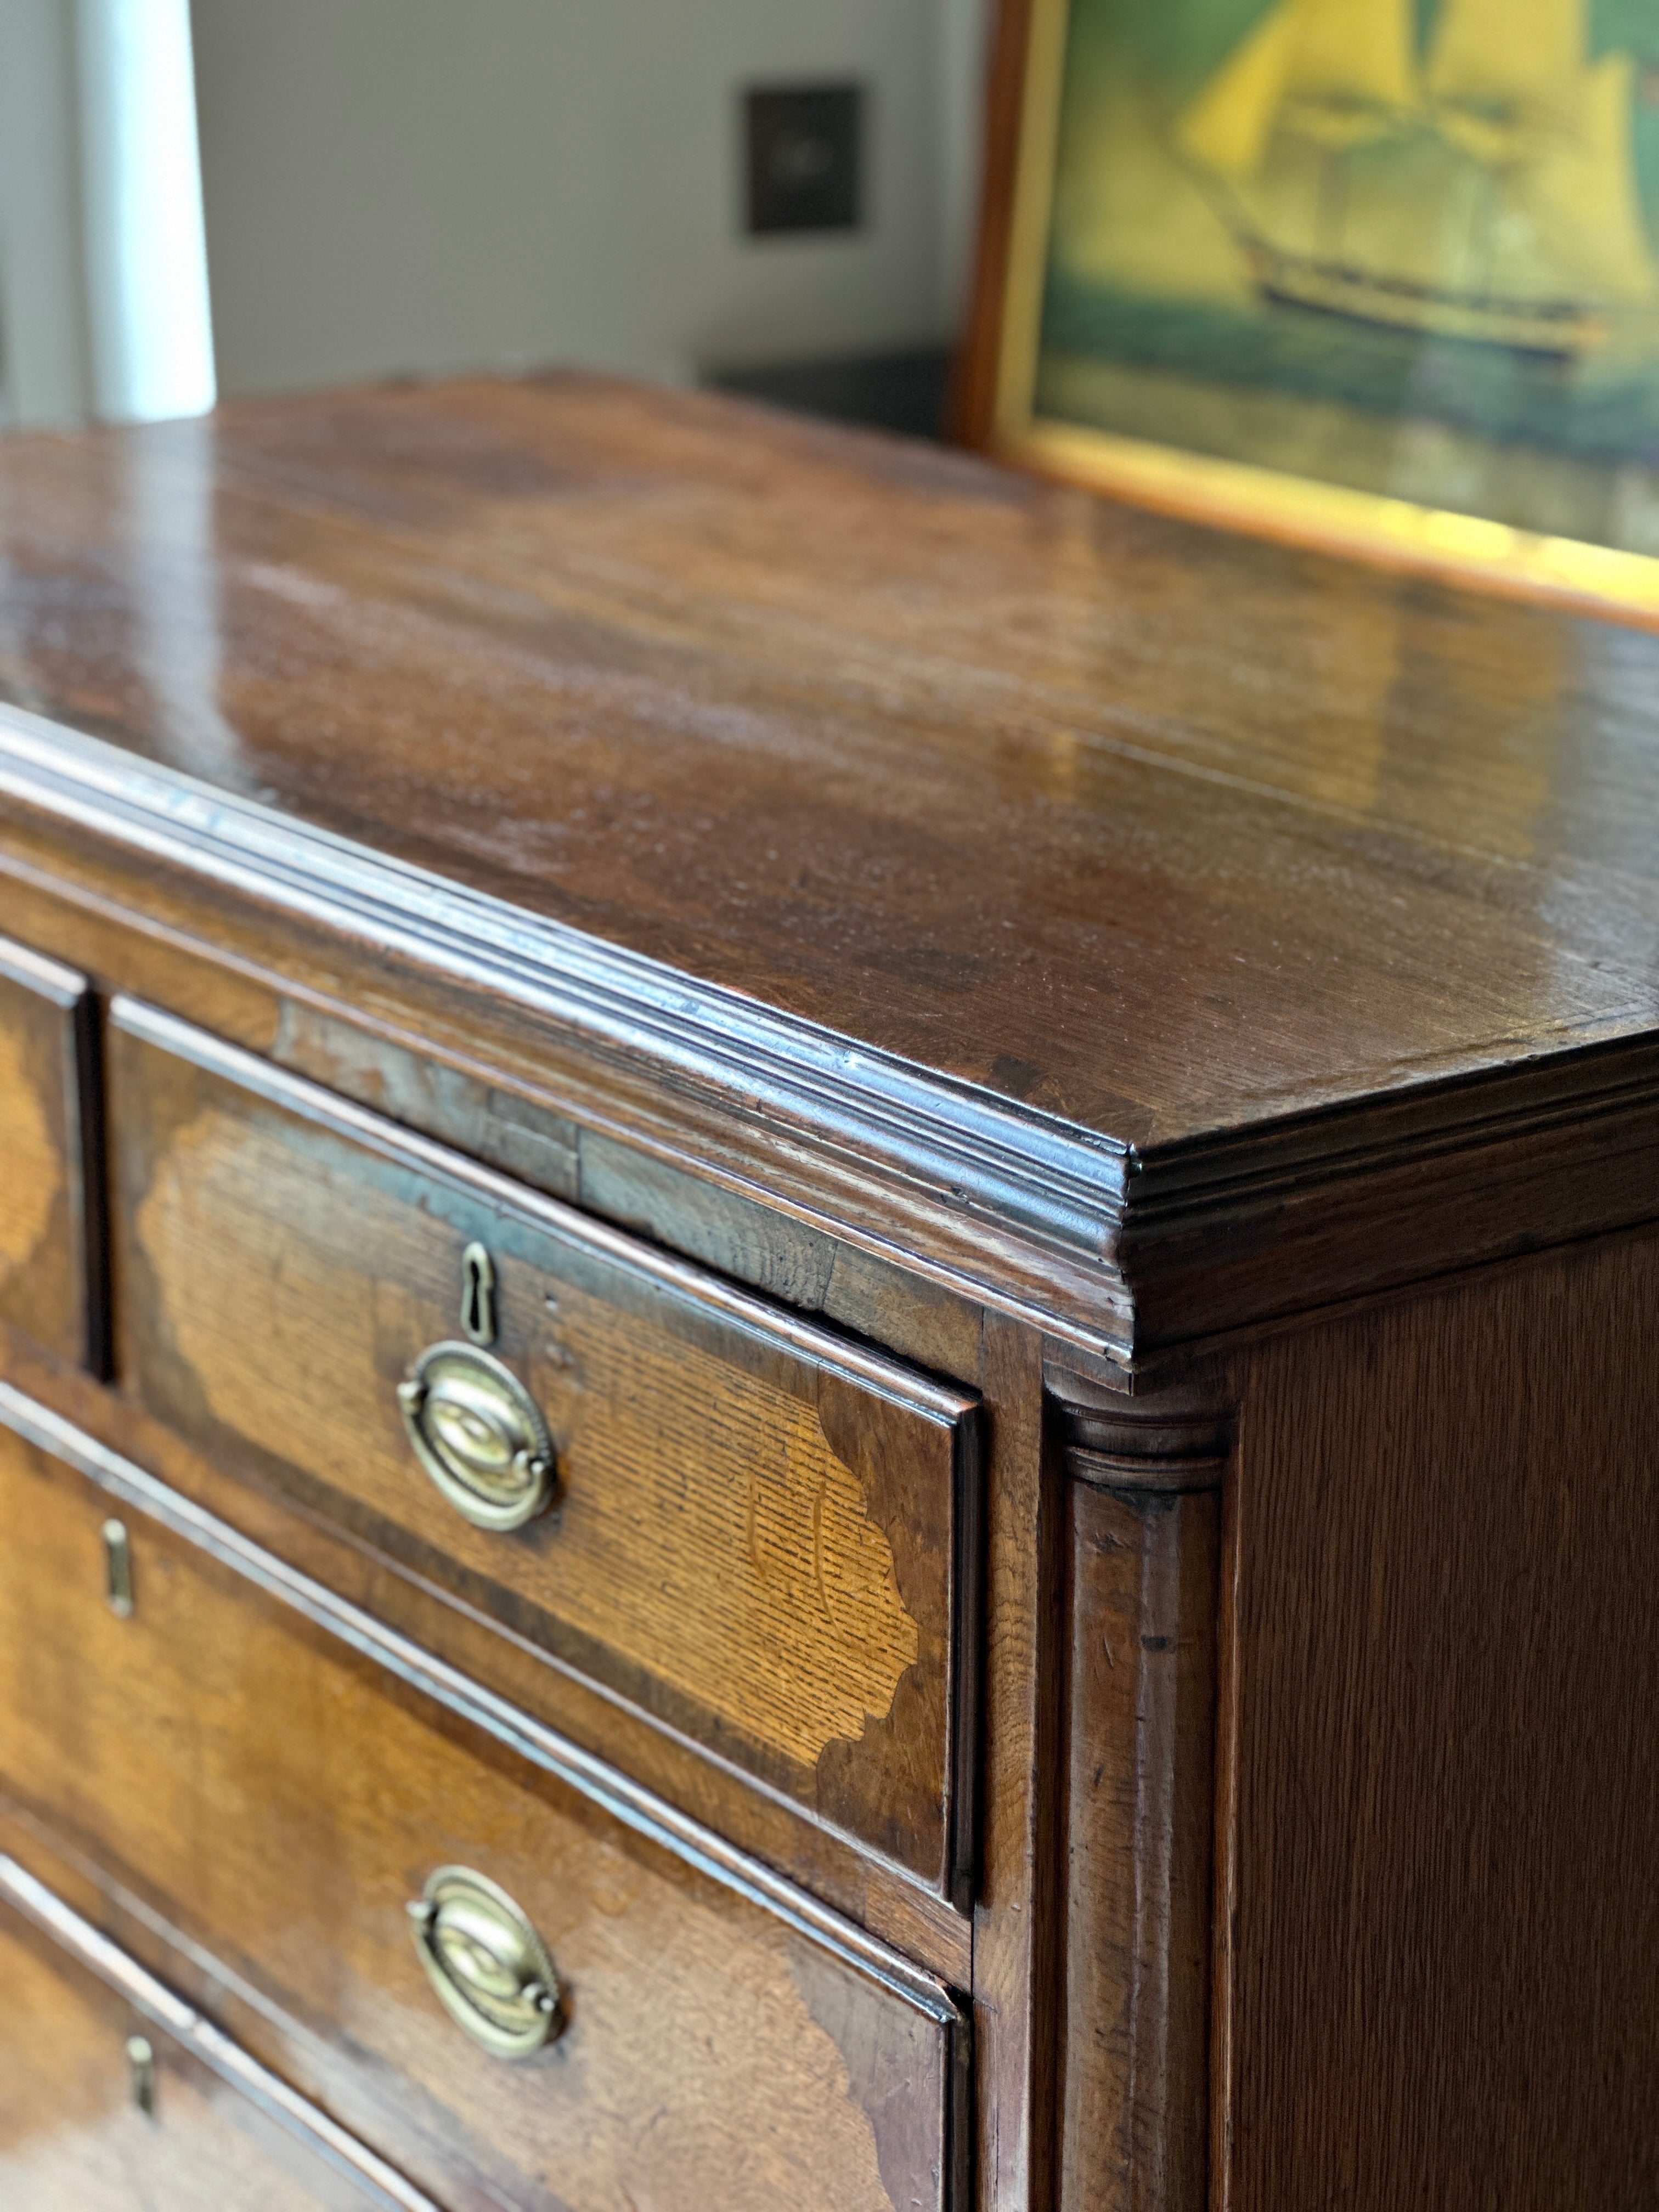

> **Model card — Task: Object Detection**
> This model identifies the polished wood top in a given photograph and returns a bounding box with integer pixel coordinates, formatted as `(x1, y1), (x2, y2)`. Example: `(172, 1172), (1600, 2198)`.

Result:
(3, 374), (1657, 1358)
(4, 371), (1654, 1146)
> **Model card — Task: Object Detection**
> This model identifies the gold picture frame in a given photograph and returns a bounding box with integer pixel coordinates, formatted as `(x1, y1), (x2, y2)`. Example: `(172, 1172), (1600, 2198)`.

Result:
(958, 0), (1659, 625)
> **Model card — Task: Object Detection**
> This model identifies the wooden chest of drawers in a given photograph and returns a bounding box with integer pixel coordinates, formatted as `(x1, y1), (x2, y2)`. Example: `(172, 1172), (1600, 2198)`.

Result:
(0, 375), (1655, 2209)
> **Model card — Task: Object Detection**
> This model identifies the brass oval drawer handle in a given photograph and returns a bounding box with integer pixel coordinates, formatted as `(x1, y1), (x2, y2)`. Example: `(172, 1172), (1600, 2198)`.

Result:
(397, 1341), (556, 1532)
(407, 1866), (563, 2060)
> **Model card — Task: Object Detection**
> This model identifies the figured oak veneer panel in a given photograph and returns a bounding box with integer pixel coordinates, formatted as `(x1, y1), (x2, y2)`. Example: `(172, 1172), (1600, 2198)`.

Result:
(1224, 1234), (1659, 2212)
(0, 1025), (57, 1269)
(148, 1111), (918, 1762)
(0, 1420), (958, 2212)
(0, 1908), (380, 2211)
(0, 936), (100, 1372)
(109, 1001), (979, 1896)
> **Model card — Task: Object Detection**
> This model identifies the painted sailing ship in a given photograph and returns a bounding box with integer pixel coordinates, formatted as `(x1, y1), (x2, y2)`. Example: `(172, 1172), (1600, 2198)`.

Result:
(1173, 0), (1658, 355)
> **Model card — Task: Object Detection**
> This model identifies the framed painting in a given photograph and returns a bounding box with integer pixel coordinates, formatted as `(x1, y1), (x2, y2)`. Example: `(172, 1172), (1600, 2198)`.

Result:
(958, 0), (1659, 620)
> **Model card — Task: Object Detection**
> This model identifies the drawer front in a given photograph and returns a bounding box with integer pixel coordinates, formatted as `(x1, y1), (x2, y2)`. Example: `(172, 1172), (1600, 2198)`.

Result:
(109, 998), (979, 1897)
(0, 1406), (966, 2212)
(0, 935), (101, 1372)
(0, 1864), (418, 2212)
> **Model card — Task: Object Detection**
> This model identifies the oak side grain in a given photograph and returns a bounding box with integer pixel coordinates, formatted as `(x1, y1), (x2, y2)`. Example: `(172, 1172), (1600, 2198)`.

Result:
(1058, 1462), (1221, 2211)
(1223, 1233), (1659, 2210)
(974, 1313), (1063, 2212)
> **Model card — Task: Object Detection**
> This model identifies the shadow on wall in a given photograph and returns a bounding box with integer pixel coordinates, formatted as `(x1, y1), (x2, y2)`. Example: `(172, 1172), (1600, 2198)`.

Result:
(704, 346), (951, 441)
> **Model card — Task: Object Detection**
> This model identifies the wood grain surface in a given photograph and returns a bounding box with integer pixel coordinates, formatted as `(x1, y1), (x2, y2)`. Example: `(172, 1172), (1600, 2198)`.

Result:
(0, 937), (100, 1373)
(5, 380), (1659, 1357)
(0, 1311), (972, 1987)
(970, 1314), (1062, 2212)
(4, 375), (1659, 1152)
(3, 374), (1658, 2212)
(1054, 1370), (1227, 2212)
(1222, 1232), (1659, 2211)
(109, 1002), (978, 1894)
(0, 864), (986, 1391)
(0, 1900), (391, 2211)
(0, 1415), (963, 2212)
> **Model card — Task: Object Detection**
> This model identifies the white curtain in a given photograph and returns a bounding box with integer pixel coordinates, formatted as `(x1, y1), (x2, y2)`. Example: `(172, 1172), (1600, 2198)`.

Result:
(0, 0), (215, 427)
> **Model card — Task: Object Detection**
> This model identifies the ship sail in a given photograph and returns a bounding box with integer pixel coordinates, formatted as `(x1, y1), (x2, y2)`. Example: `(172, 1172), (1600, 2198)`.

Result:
(1514, 50), (1659, 302)
(1175, 3), (1302, 181)
(1177, 0), (1418, 179)
(1279, 0), (1419, 146)
(1173, 0), (1658, 348)
(1427, 0), (1588, 162)
(1180, 0), (1625, 176)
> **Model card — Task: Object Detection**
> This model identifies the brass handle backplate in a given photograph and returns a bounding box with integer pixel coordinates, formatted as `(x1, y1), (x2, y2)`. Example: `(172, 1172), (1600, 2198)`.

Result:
(397, 1341), (556, 1532)
(407, 1865), (562, 2060)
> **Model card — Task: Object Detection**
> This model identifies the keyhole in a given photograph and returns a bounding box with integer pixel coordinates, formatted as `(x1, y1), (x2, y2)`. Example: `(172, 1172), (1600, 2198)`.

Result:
(126, 2034), (156, 2118)
(103, 1520), (134, 1618)
(461, 1243), (497, 1347)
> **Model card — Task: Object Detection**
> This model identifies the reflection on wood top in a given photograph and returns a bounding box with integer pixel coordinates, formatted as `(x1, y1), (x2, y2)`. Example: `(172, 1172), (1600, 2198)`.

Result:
(2, 373), (1657, 1354)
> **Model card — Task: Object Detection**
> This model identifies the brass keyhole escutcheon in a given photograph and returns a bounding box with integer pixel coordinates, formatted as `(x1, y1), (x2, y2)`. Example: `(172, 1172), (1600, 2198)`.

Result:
(126, 2034), (156, 2117)
(397, 1341), (556, 1532)
(103, 1520), (134, 1618)
(460, 1241), (497, 1347)
(407, 1866), (562, 2059)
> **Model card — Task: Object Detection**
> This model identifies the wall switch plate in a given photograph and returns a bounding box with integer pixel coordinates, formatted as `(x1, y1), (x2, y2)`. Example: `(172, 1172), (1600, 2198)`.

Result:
(743, 83), (863, 236)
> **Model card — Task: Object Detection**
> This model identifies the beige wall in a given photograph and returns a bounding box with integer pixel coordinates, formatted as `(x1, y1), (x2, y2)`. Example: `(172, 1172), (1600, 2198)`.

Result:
(0, 0), (91, 425)
(191, 0), (990, 399)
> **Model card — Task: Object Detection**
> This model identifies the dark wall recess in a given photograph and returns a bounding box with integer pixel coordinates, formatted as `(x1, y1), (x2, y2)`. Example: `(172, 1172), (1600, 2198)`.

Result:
(744, 83), (863, 235)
